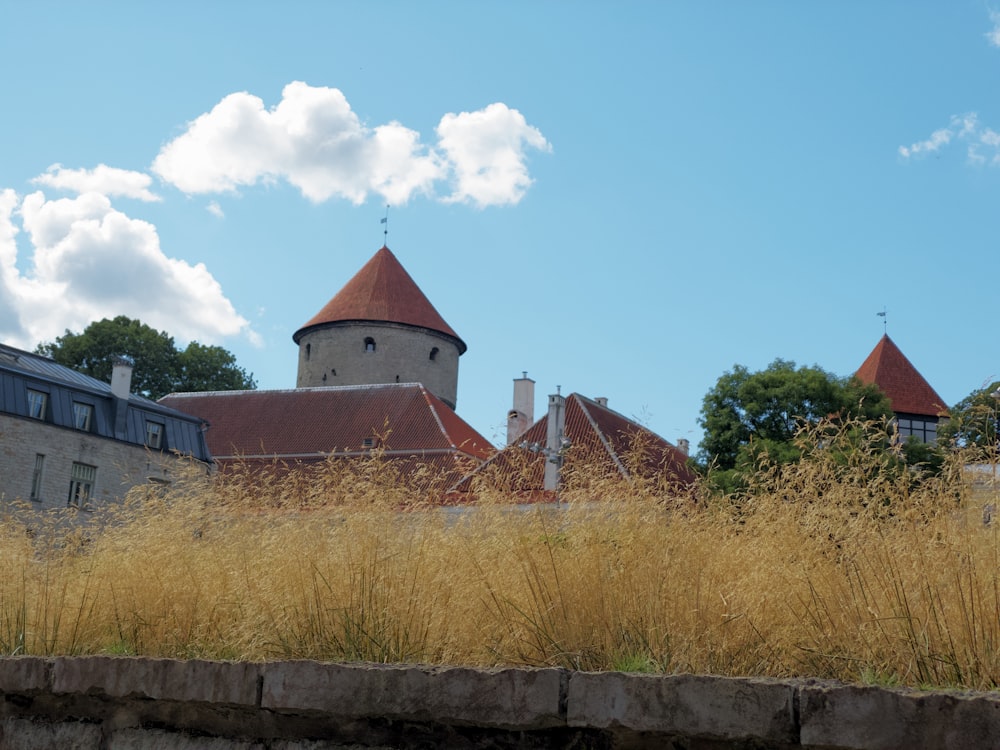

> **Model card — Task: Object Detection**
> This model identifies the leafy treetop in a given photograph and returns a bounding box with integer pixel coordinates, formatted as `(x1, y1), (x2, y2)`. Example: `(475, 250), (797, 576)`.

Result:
(937, 380), (1000, 455)
(698, 358), (893, 477)
(36, 316), (256, 400)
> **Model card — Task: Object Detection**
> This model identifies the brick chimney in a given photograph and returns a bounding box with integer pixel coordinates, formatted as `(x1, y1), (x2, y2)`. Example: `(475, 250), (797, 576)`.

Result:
(506, 372), (535, 446)
(544, 387), (566, 492)
(110, 356), (133, 438)
(111, 356), (133, 400)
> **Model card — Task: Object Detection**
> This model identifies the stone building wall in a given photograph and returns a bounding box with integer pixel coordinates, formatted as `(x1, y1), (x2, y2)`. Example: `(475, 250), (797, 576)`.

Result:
(296, 322), (461, 408)
(0, 413), (189, 512)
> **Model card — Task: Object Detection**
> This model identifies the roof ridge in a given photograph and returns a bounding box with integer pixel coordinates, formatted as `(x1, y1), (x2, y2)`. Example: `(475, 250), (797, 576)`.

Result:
(163, 382), (426, 399)
(572, 395), (630, 480)
(418, 385), (455, 449)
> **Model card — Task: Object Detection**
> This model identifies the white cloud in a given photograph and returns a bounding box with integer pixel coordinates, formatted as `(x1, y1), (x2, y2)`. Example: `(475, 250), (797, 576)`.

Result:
(0, 189), (256, 350)
(898, 126), (953, 159)
(437, 103), (551, 207)
(897, 113), (1000, 164)
(207, 201), (224, 218)
(151, 81), (549, 207)
(987, 11), (1000, 47)
(32, 164), (161, 202)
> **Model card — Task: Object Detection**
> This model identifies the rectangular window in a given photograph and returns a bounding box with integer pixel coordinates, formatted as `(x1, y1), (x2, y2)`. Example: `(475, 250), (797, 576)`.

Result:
(68, 462), (97, 510)
(72, 402), (93, 431)
(895, 416), (937, 444)
(30, 454), (45, 502)
(27, 389), (47, 420)
(145, 421), (164, 449)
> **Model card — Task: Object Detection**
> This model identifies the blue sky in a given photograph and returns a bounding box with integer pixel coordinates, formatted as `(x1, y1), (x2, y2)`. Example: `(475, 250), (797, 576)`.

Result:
(2, 2), (999, 451)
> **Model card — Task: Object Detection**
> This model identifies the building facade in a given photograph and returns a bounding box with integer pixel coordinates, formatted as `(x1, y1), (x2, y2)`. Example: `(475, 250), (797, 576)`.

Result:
(0, 345), (211, 511)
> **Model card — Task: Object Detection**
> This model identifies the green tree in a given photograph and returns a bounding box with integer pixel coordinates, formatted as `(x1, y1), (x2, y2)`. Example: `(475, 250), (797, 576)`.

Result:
(36, 316), (255, 400)
(698, 359), (893, 490)
(176, 341), (256, 393)
(938, 381), (1000, 455)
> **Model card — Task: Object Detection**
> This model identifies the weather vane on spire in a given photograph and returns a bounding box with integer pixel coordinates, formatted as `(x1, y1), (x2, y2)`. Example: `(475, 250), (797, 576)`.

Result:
(380, 205), (389, 246)
(877, 306), (887, 333)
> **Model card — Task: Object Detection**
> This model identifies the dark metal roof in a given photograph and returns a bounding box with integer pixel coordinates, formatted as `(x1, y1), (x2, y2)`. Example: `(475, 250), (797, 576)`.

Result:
(0, 342), (180, 417)
(0, 342), (211, 461)
(1, 343), (120, 393)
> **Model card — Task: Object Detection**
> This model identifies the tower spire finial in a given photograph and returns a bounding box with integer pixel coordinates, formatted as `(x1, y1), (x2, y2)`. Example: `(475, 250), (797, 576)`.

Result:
(877, 306), (888, 333)
(380, 205), (389, 246)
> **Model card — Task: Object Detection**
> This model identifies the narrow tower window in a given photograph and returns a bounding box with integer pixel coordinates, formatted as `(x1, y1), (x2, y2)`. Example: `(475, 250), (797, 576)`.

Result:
(305, 343), (311, 361)
(429, 347), (439, 361)
(364, 337), (376, 352)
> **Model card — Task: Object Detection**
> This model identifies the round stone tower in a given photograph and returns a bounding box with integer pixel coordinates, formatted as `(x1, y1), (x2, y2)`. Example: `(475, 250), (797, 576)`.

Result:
(293, 246), (466, 409)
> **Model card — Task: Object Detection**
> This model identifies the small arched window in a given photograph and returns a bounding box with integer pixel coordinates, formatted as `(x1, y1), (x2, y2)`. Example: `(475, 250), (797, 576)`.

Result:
(429, 347), (439, 361)
(364, 337), (376, 353)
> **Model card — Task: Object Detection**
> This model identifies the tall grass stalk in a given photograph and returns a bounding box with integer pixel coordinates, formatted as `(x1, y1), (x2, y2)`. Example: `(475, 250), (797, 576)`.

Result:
(1, 421), (999, 689)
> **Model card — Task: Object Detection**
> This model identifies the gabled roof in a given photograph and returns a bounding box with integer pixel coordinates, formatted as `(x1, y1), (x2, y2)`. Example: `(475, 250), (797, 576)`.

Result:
(855, 335), (948, 418)
(293, 246), (466, 353)
(455, 393), (695, 496)
(159, 383), (493, 464)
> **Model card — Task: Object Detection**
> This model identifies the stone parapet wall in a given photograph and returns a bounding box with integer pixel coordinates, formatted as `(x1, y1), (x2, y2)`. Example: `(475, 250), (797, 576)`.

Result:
(0, 656), (998, 749)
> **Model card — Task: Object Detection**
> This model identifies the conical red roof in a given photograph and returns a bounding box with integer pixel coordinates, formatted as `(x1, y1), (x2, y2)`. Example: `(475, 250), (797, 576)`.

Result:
(293, 246), (465, 352)
(855, 335), (948, 417)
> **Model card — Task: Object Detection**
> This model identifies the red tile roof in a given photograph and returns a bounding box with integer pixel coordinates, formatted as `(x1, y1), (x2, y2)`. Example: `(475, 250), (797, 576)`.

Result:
(855, 335), (948, 417)
(454, 393), (695, 496)
(159, 383), (494, 464)
(293, 246), (466, 353)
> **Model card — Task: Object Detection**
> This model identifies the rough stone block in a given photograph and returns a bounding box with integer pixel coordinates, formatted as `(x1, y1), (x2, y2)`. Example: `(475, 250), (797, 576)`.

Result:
(52, 657), (261, 706)
(0, 717), (102, 750)
(800, 682), (1000, 749)
(566, 672), (797, 744)
(260, 661), (565, 730)
(107, 727), (264, 749)
(0, 657), (49, 693)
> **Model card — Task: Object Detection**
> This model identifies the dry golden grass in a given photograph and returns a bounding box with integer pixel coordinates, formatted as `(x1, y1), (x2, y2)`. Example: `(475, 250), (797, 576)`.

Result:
(2, 422), (1000, 690)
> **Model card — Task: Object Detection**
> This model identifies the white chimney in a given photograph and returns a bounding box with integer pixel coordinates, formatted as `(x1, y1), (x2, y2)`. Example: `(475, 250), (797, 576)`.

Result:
(677, 438), (690, 456)
(594, 396), (608, 408)
(506, 371), (535, 446)
(111, 356), (134, 400)
(544, 387), (566, 492)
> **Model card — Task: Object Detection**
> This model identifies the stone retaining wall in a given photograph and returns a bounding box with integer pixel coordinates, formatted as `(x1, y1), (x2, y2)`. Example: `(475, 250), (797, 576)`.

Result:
(0, 656), (998, 748)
